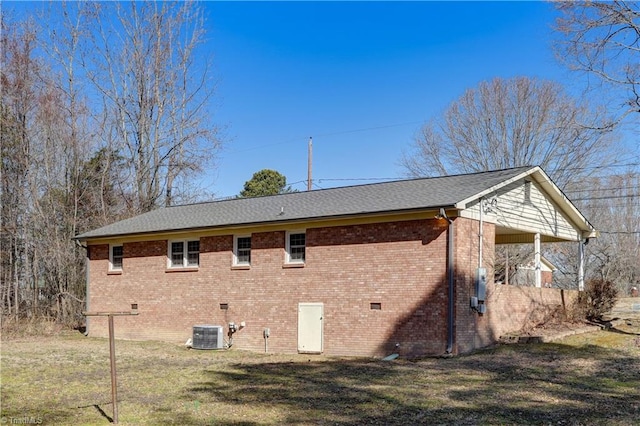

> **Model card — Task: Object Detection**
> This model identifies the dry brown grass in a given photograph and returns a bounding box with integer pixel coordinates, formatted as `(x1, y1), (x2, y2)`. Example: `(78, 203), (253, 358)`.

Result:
(1, 319), (639, 425)
(1, 315), (67, 339)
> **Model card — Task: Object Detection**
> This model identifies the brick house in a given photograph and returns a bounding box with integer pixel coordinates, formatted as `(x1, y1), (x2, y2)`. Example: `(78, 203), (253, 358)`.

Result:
(75, 166), (596, 357)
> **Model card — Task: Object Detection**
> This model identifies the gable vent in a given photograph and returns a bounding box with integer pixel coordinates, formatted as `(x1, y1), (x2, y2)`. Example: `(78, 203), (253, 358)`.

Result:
(192, 325), (224, 350)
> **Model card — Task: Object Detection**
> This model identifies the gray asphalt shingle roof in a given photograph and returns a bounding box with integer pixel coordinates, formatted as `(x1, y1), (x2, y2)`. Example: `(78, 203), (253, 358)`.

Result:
(75, 167), (534, 240)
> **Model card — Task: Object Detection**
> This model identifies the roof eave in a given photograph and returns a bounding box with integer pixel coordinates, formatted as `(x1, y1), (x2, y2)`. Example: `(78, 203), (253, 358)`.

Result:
(76, 205), (458, 243)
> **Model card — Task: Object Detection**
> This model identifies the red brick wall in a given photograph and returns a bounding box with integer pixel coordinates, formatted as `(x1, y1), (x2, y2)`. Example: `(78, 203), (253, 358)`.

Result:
(87, 218), (454, 357)
(449, 217), (578, 354)
(453, 217), (493, 354)
(86, 216), (577, 357)
(482, 285), (579, 341)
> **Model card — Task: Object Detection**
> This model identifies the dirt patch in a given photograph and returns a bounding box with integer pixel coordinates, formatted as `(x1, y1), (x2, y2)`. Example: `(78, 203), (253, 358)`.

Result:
(501, 321), (599, 344)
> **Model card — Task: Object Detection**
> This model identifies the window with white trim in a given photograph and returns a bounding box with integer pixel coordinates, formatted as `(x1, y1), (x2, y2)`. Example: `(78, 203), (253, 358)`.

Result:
(168, 240), (200, 268)
(110, 245), (123, 271)
(285, 231), (306, 264)
(233, 235), (251, 266)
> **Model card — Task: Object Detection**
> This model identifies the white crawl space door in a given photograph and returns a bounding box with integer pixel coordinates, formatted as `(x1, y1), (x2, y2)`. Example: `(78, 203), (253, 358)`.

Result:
(297, 302), (324, 353)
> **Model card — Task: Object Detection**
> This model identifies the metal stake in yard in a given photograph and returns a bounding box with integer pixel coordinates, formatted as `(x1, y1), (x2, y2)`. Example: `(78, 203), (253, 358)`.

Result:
(83, 306), (138, 424)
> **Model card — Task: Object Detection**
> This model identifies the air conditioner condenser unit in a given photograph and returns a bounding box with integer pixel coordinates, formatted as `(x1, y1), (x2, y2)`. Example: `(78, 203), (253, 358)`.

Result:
(192, 325), (224, 350)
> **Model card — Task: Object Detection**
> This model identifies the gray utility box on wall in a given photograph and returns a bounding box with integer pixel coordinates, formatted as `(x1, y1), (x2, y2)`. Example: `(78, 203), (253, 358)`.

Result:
(192, 325), (224, 349)
(476, 267), (487, 301)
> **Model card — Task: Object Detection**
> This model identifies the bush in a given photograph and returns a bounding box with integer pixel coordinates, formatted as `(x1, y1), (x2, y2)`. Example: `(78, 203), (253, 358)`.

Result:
(582, 278), (619, 321)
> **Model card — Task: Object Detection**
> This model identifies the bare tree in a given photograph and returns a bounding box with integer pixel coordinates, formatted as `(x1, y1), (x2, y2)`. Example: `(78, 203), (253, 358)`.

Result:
(1, 14), (86, 324)
(1, 2), (222, 328)
(569, 173), (640, 292)
(82, 1), (220, 212)
(553, 2), (640, 293)
(402, 76), (616, 190)
(555, 1), (640, 123)
(401, 76), (625, 290)
(1, 17), (40, 321)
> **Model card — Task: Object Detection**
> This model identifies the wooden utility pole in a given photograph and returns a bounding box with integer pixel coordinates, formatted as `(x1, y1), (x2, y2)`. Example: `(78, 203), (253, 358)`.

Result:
(307, 137), (313, 191)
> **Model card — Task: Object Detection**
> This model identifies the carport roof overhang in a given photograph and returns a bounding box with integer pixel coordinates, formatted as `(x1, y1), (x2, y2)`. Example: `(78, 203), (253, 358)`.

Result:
(494, 227), (582, 244)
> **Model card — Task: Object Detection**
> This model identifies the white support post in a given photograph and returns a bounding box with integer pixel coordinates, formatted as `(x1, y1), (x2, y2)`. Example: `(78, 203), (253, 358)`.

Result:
(534, 233), (541, 288)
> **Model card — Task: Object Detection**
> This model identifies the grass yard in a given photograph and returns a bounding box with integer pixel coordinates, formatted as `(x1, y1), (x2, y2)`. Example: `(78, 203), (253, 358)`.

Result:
(1, 321), (639, 425)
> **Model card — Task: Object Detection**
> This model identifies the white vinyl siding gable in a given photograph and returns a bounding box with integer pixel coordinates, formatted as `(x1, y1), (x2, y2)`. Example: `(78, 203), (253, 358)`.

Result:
(500, 180), (577, 240)
(464, 179), (580, 241)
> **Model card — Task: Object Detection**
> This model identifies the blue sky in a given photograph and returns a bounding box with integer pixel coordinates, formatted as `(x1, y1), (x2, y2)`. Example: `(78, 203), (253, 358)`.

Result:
(7, 1), (599, 197)
(204, 1), (570, 197)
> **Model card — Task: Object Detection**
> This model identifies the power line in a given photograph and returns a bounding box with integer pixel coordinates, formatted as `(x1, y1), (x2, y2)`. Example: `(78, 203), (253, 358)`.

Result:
(314, 121), (422, 138)
(565, 185), (640, 194)
(312, 165), (639, 189)
(317, 177), (401, 183)
(573, 194), (640, 201)
(564, 162), (640, 171)
(222, 120), (422, 154)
